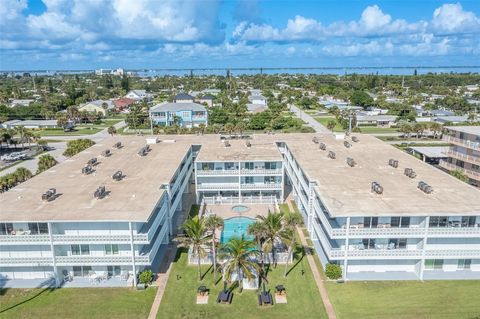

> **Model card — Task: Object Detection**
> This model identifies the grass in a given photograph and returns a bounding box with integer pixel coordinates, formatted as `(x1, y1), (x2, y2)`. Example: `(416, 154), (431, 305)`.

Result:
(157, 248), (328, 319)
(326, 280), (480, 319)
(0, 287), (157, 319)
(35, 128), (102, 136)
(357, 126), (399, 134)
(314, 117), (343, 132)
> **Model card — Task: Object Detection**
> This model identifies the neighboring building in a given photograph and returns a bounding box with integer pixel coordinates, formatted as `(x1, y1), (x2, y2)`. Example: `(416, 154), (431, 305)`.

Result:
(173, 93), (195, 103)
(9, 99), (34, 107)
(113, 98), (136, 112)
(78, 100), (114, 116)
(1, 134), (479, 288)
(125, 90), (153, 101)
(246, 104), (267, 114)
(0, 119), (58, 129)
(150, 100), (208, 128)
(196, 95), (214, 107)
(248, 94), (267, 106)
(356, 114), (397, 127)
(440, 126), (480, 187)
(434, 115), (468, 124)
(428, 110), (455, 117)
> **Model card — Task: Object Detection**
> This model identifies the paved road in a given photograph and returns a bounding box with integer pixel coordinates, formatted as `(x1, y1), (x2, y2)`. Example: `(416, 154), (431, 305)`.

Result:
(39, 120), (127, 143)
(289, 105), (332, 134)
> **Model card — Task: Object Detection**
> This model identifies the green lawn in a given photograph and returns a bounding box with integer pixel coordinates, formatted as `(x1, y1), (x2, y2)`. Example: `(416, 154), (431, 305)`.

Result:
(314, 117), (343, 132)
(36, 128), (102, 136)
(326, 281), (480, 319)
(357, 126), (399, 134)
(157, 248), (327, 319)
(0, 287), (156, 319)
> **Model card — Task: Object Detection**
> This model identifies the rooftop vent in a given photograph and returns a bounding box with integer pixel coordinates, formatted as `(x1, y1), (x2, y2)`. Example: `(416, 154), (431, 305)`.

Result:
(352, 136), (359, 143)
(404, 168), (416, 179)
(137, 145), (151, 157)
(328, 151), (336, 159)
(224, 140), (231, 148)
(388, 159), (399, 168)
(94, 186), (107, 199)
(319, 143), (326, 151)
(245, 140), (251, 148)
(102, 149), (111, 157)
(418, 181), (433, 194)
(371, 181), (383, 194)
(112, 170), (123, 181)
(312, 137), (319, 144)
(113, 142), (122, 149)
(82, 165), (93, 175)
(344, 141), (351, 148)
(41, 188), (57, 201)
(87, 157), (97, 166)
(346, 157), (356, 167)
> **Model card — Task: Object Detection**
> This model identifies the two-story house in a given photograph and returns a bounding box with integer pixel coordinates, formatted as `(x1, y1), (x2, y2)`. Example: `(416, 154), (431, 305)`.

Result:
(150, 93), (208, 128)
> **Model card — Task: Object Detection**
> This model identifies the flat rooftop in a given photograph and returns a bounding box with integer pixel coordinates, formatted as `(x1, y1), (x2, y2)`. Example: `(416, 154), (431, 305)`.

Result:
(445, 126), (480, 136)
(1, 133), (479, 222)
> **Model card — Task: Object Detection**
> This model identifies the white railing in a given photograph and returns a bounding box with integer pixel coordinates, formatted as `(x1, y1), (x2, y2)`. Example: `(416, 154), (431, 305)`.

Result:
(348, 227), (426, 238)
(196, 169), (239, 176)
(240, 183), (282, 190)
(347, 249), (423, 258)
(187, 249), (292, 265)
(428, 227), (480, 237)
(202, 196), (277, 205)
(0, 234), (50, 244)
(52, 234), (132, 244)
(0, 256), (53, 266)
(444, 135), (480, 150)
(197, 183), (238, 190)
(439, 160), (480, 178)
(446, 150), (480, 165)
(240, 169), (283, 175)
(425, 249), (480, 258)
(55, 255), (150, 265)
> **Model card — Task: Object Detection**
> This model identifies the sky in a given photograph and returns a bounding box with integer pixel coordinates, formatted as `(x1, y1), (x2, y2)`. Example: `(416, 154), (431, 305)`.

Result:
(0, 0), (479, 70)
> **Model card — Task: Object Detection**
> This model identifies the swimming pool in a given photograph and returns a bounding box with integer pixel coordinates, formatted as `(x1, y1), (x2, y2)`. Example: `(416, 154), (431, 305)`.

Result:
(220, 217), (255, 244)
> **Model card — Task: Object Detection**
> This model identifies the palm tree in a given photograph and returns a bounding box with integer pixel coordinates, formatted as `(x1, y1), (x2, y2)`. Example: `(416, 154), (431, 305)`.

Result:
(327, 120), (336, 132)
(205, 214), (224, 283)
(23, 129), (36, 149)
(107, 126), (117, 136)
(283, 210), (303, 277)
(177, 216), (209, 280)
(198, 123), (206, 135)
(212, 123), (223, 134)
(429, 122), (442, 139)
(224, 123), (235, 137)
(15, 126), (28, 149)
(37, 154), (58, 174)
(257, 210), (287, 267)
(220, 236), (260, 292)
(235, 122), (246, 137)
(247, 221), (266, 268)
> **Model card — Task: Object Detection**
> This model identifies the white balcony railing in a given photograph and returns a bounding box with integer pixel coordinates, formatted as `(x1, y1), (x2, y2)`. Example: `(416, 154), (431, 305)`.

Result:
(446, 150), (480, 165)
(444, 135), (480, 150)
(240, 183), (282, 190)
(347, 249), (423, 258)
(425, 249), (480, 258)
(0, 234), (50, 245)
(202, 196), (277, 206)
(55, 255), (150, 265)
(0, 256), (53, 266)
(196, 169), (239, 176)
(197, 183), (238, 190)
(439, 160), (480, 179)
(428, 227), (480, 237)
(240, 169), (283, 175)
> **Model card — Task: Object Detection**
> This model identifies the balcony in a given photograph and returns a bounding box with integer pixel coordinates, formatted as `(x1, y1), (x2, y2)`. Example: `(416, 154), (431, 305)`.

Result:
(240, 168), (282, 175)
(346, 249), (423, 259)
(197, 183), (238, 190)
(55, 255), (150, 266)
(428, 226), (480, 237)
(446, 150), (480, 165)
(0, 256), (53, 266)
(425, 249), (480, 259)
(196, 169), (239, 176)
(51, 233), (149, 244)
(0, 234), (50, 245)
(443, 135), (480, 151)
(439, 160), (480, 180)
(240, 183), (282, 190)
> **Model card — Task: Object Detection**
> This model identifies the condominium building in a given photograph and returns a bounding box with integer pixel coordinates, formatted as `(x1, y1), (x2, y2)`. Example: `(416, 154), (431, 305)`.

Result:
(440, 126), (480, 187)
(1, 133), (479, 288)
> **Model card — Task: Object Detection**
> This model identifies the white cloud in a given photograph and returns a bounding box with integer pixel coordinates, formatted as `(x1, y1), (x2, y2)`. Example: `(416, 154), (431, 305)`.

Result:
(432, 3), (480, 33)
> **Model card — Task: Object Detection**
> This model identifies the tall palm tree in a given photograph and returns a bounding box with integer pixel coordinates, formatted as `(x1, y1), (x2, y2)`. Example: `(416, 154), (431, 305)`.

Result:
(15, 126), (28, 149)
(177, 215), (209, 280)
(257, 210), (287, 267)
(247, 221), (266, 268)
(205, 214), (224, 283)
(220, 236), (260, 292)
(283, 210), (303, 277)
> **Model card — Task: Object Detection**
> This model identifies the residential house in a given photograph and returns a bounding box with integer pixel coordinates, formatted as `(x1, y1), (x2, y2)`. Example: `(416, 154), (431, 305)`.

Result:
(196, 95), (214, 107)
(113, 98), (136, 113)
(0, 119), (58, 129)
(150, 98), (208, 128)
(78, 100), (114, 116)
(125, 90), (153, 101)
(356, 114), (397, 127)
(173, 93), (195, 103)
(9, 99), (34, 108)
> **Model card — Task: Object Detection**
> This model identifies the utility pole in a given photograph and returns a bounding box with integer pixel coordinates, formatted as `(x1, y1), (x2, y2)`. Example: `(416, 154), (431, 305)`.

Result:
(348, 112), (352, 134)
(149, 110), (154, 135)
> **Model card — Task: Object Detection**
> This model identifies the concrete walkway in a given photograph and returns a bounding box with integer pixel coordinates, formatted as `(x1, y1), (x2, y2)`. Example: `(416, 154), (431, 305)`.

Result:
(289, 104), (332, 134)
(296, 226), (337, 319)
(147, 244), (178, 319)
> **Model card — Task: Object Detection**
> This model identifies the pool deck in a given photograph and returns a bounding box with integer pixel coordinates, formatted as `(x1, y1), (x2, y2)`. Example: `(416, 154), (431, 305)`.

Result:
(204, 203), (274, 220)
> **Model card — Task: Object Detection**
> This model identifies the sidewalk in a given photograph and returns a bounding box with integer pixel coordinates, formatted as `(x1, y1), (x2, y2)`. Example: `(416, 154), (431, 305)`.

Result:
(289, 104), (332, 134)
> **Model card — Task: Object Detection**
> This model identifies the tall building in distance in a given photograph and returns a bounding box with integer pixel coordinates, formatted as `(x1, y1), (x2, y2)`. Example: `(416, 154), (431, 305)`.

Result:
(440, 126), (480, 187)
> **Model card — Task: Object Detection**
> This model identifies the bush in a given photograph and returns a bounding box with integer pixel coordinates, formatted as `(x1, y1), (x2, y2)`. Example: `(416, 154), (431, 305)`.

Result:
(325, 263), (342, 280)
(139, 269), (154, 286)
(63, 139), (95, 157)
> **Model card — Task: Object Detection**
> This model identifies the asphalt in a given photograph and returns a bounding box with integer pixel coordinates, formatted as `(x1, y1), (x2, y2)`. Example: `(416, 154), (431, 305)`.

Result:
(289, 104), (332, 134)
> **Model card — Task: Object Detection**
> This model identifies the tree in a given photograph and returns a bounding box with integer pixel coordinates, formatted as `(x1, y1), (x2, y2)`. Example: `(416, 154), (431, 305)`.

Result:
(257, 210), (287, 267)
(327, 120), (336, 132)
(14, 126), (28, 148)
(37, 154), (58, 174)
(139, 269), (154, 286)
(205, 214), (224, 283)
(450, 170), (468, 182)
(224, 122), (235, 137)
(283, 210), (303, 277)
(247, 221), (266, 270)
(350, 91), (373, 109)
(63, 139), (95, 157)
(413, 122), (426, 138)
(212, 123), (223, 134)
(107, 126), (117, 136)
(121, 74), (129, 92)
(398, 122), (412, 138)
(56, 113), (69, 129)
(198, 123), (206, 135)
(429, 122), (442, 139)
(220, 236), (260, 292)
(235, 122), (246, 137)
(325, 263), (342, 280)
(177, 215), (209, 280)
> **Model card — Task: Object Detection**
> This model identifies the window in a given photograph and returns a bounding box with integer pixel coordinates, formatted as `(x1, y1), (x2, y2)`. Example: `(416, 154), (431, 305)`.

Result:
(244, 162), (254, 170)
(457, 259), (471, 270)
(461, 216), (476, 228)
(224, 162), (236, 170)
(71, 245), (81, 255)
(265, 162), (277, 170)
(39, 223), (48, 234)
(362, 238), (376, 249)
(182, 111), (190, 118)
(0, 223), (6, 235)
(425, 259), (443, 270)
(364, 217), (378, 228)
(107, 266), (121, 277)
(264, 176), (275, 184)
(71, 245), (90, 255)
(429, 216), (448, 228)
(72, 266), (92, 277)
(82, 266), (92, 276)
(244, 177), (254, 184)
(105, 244), (119, 255)
(201, 163), (214, 170)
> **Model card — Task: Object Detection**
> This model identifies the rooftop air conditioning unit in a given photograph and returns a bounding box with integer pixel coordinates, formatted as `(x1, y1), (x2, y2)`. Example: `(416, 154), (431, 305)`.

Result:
(245, 140), (251, 148)
(113, 142), (122, 149)
(102, 149), (111, 157)
(82, 165), (93, 175)
(371, 181), (383, 194)
(404, 168), (416, 179)
(41, 188), (57, 201)
(138, 145), (150, 157)
(346, 157), (356, 167)
(328, 151), (336, 159)
(87, 157), (97, 166)
(224, 140), (231, 147)
(352, 136), (359, 143)
(344, 141), (351, 148)
(94, 186), (107, 199)
(388, 159), (399, 168)
(418, 181), (433, 194)
(312, 137), (319, 144)
(319, 143), (326, 151)
(112, 170), (123, 181)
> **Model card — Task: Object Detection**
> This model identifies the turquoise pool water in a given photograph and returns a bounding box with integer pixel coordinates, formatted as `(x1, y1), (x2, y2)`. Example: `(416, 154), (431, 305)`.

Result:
(231, 205), (249, 213)
(220, 217), (255, 244)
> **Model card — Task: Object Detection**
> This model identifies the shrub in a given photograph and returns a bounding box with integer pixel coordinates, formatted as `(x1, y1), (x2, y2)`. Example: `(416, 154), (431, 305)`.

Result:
(139, 269), (154, 285)
(63, 139), (95, 157)
(325, 263), (342, 280)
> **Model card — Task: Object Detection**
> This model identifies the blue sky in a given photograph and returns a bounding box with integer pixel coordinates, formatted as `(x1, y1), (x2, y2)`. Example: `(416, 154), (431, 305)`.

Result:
(0, 0), (479, 70)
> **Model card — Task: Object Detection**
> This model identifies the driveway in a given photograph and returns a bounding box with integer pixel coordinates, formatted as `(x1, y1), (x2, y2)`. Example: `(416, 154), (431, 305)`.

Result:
(289, 104), (331, 134)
